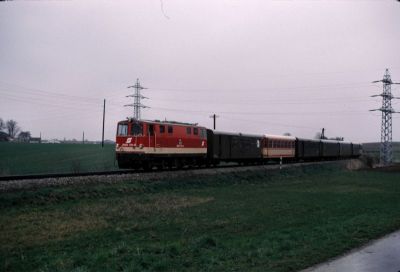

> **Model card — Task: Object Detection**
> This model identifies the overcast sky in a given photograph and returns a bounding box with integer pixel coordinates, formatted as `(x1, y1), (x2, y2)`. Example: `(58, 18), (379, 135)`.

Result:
(0, 0), (399, 142)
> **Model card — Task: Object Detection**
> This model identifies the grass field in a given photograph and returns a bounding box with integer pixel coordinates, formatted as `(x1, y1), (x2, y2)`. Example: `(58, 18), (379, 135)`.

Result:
(0, 143), (117, 176)
(1, 164), (400, 271)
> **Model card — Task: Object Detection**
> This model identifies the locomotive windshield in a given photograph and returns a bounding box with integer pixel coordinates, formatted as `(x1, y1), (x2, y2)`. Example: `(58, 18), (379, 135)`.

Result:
(117, 123), (128, 136)
(130, 122), (143, 136)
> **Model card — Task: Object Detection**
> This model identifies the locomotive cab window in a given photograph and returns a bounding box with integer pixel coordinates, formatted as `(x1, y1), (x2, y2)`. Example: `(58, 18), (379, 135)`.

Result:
(186, 127), (191, 135)
(200, 128), (206, 139)
(193, 127), (198, 135)
(130, 122), (143, 136)
(159, 125), (165, 133)
(117, 123), (128, 136)
(168, 126), (173, 134)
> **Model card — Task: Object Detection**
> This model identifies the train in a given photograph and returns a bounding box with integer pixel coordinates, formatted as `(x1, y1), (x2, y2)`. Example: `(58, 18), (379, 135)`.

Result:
(115, 119), (362, 169)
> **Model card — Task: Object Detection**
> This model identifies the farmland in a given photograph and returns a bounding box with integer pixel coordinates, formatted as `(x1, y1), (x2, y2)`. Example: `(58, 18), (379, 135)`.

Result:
(1, 164), (400, 272)
(0, 143), (117, 176)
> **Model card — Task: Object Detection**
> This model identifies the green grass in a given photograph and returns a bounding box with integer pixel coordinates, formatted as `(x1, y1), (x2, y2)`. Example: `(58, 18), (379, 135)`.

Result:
(0, 143), (117, 176)
(1, 164), (400, 271)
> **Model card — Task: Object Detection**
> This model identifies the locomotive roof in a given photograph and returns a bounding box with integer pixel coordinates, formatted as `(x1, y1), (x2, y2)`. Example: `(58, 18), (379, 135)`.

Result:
(122, 119), (203, 127)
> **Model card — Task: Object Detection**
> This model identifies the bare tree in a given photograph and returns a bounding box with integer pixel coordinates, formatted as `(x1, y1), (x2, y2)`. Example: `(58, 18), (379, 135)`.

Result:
(6, 119), (20, 138)
(18, 131), (31, 142)
(0, 118), (4, 131)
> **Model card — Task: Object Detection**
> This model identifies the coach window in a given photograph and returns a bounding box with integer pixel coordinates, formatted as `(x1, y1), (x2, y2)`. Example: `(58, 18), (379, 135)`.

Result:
(148, 124), (155, 136)
(118, 123), (128, 136)
(130, 122), (143, 136)
(168, 125), (173, 134)
(186, 127), (191, 135)
(159, 125), (165, 134)
(193, 127), (198, 135)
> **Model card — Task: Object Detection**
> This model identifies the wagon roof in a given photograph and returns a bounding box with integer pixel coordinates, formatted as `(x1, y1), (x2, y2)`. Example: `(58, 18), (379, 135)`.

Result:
(263, 134), (296, 141)
(213, 131), (263, 138)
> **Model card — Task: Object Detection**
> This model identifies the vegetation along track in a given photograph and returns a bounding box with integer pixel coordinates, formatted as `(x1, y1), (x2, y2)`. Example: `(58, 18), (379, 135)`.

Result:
(0, 160), (358, 192)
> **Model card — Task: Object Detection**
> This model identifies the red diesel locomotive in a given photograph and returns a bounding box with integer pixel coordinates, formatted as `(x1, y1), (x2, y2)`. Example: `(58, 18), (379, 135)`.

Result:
(116, 119), (208, 169)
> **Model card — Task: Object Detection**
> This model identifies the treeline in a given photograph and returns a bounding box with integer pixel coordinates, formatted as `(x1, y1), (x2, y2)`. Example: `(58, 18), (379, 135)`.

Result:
(0, 118), (32, 142)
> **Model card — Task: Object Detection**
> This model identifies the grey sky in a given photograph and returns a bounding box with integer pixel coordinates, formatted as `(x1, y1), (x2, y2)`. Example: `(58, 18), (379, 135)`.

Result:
(0, 0), (399, 142)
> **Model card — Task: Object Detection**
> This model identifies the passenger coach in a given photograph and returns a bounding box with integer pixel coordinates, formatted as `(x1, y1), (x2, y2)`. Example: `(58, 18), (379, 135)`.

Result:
(262, 134), (296, 161)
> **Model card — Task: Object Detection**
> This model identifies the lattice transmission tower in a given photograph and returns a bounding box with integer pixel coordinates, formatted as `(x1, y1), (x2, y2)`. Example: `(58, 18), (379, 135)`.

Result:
(125, 79), (148, 120)
(370, 69), (400, 166)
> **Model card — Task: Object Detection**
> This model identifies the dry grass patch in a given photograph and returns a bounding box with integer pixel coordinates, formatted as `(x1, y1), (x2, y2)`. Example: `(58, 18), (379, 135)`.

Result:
(74, 195), (214, 218)
(0, 195), (214, 250)
(0, 210), (107, 249)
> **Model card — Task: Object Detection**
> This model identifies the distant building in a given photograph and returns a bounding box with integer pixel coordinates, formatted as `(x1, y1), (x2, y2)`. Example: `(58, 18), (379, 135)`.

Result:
(0, 131), (10, 142)
(29, 137), (41, 144)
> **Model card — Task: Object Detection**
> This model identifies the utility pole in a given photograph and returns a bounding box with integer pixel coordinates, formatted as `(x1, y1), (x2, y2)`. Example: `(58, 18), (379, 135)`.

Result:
(102, 99), (106, 147)
(370, 69), (400, 166)
(320, 128), (325, 140)
(209, 114), (219, 130)
(82, 131), (85, 144)
(125, 79), (148, 120)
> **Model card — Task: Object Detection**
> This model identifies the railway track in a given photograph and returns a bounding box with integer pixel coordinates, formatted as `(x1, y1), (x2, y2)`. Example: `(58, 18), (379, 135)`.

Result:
(0, 169), (138, 182)
(0, 162), (274, 182)
(0, 160), (359, 192)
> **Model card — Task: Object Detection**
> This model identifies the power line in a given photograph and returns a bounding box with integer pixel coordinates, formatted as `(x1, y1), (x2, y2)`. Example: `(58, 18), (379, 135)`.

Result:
(150, 82), (373, 94)
(0, 80), (101, 103)
(150, 106), (369, 116)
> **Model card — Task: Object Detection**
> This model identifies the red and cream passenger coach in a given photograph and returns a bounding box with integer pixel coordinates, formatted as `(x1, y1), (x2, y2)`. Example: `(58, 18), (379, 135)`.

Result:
(116, 119), (207, 169)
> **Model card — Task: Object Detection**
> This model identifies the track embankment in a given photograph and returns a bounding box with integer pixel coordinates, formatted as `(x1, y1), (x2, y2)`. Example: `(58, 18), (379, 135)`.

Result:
(0, 160), (365, 192)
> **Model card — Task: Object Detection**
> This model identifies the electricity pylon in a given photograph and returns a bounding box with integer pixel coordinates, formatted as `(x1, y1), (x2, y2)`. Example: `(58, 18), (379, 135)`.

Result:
(125, 79), (148, 120)
(370, 69), (400, 166)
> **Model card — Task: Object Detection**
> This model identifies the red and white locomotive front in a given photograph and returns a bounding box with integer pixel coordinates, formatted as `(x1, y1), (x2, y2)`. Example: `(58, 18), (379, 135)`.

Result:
(115, 119), (207, 169)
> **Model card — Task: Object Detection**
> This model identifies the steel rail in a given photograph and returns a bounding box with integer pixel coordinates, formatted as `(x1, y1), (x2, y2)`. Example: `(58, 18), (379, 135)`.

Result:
(0, 170), (138, 182)
(0, 162), (273, 182)
(0, 159), (354, 182)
